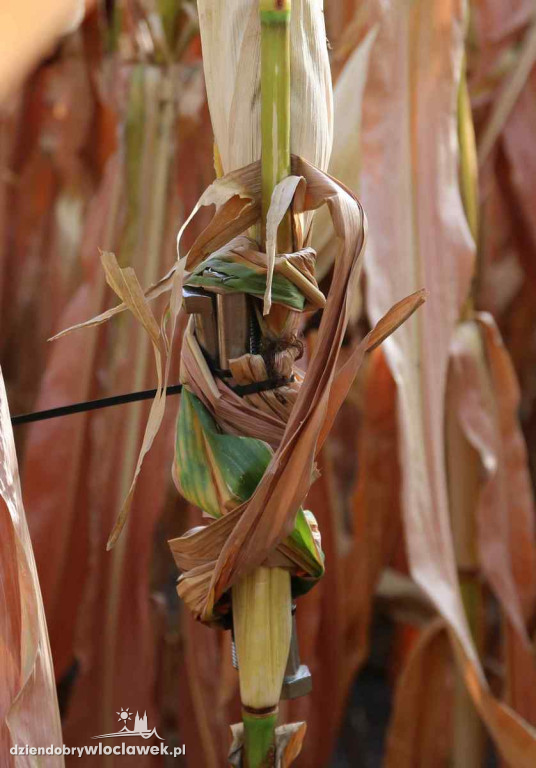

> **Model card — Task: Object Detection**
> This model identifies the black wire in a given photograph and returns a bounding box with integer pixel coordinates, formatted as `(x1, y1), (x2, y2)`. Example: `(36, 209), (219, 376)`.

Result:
(10, 371), (294, 427)
(11, 384), (184, 426)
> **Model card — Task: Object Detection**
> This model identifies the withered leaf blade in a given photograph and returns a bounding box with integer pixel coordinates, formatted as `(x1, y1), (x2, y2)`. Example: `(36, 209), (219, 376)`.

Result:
(0, 368), (64, 760)
(364, 289), (427, 352)
(385, 620), (452, 768)
(361, 0), (536, 761)
(97, 251), (167, 549)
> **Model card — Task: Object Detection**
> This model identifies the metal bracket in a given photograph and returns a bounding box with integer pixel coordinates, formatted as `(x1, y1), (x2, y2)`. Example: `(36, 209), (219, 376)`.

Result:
(231, 609), (312, 701)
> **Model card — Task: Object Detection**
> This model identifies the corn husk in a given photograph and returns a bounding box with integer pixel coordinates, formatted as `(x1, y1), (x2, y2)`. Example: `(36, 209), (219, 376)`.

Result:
(233, 565), (292, 708)
(196, 0), (332, 175)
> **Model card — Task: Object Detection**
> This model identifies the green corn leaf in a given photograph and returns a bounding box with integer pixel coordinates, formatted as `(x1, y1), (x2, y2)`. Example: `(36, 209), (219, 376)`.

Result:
(175, 390), (324, 582)
(174, 387), (222, 517)
(187, 255), (305, 310)
(289, 509), (324, 578)
(175, 389), (272, 517)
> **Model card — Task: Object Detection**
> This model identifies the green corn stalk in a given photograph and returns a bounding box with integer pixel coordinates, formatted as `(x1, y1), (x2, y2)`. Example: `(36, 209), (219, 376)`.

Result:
(175, 2), (324, 763)
(235, 5), (293, 766)
(449, 54), (485, 768)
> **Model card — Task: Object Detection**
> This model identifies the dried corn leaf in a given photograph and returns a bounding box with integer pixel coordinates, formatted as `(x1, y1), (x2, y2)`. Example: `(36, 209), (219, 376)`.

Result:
(478, 15), (536, 165)
(0, 368), (64, 764)
(97, 250), (171, 549)
(345, 348), (404, 671)
(447, 316), (535, 641)
(289, 348), (405, 767)
(501, 66), (536, 259)
(22, 44), (204, 761)
(385, 620), (452, 768)
(314, 25), (378, 281)
(478, 314), (536, 724)
(50, 179), (260, 342)
(470, 0), (534, 44)
(22, 156), (121, 682)
(361, 0), (536, 761)
(264, 175), (305, 314)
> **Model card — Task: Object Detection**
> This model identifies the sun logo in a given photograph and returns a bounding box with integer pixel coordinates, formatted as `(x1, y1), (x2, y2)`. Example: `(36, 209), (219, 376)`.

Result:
(117, 708), (133, 725)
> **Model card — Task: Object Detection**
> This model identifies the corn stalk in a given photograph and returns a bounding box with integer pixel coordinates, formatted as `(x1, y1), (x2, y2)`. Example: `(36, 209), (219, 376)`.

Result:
(447, 55), (484, 768)
(231, 4), (293, 766)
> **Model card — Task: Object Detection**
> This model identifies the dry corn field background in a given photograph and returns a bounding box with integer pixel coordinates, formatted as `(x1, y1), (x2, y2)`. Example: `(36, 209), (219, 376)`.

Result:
(2, 0), (536, 766)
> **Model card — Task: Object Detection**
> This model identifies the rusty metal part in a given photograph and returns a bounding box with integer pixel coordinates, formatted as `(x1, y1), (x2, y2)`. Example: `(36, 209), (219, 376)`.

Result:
(231, 611), (312, 700)
(182, 286), (219, 364)
(216, 293), (249, 368)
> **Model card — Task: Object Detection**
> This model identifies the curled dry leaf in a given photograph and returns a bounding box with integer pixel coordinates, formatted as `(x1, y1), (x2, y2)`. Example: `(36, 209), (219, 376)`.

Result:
(22, 156), (122, 682)
(97, 250), (170, 550)
(264, 175), (305, 315)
